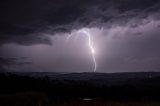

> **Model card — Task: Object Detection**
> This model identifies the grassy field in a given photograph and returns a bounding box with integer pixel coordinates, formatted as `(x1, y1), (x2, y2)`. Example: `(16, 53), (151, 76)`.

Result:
(0, 93), (160, 106)
(51, 99), (160, 106)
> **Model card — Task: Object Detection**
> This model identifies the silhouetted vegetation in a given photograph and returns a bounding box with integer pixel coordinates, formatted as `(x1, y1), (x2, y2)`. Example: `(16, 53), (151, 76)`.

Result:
(0, 72), (160, 105)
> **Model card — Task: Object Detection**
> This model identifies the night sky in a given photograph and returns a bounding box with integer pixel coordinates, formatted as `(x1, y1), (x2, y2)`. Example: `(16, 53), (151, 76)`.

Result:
(0, 0), (160, 72)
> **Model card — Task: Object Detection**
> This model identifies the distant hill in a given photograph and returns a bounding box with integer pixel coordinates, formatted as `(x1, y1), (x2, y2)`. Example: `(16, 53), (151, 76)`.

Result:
(8, 72), (160, 86)
(11, 72), (160, 80)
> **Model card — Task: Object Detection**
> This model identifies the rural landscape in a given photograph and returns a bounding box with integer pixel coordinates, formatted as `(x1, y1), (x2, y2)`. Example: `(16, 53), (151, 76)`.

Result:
(1, 72), (160, 106)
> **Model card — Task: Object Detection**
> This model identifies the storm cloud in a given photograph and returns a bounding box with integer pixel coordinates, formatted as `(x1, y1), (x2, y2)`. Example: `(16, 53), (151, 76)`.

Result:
(0, 0), (160, 45)
(0, 0), (160, 72)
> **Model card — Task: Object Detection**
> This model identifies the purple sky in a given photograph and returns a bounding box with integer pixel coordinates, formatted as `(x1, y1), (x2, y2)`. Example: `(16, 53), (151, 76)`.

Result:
(0, 0), (160, 72)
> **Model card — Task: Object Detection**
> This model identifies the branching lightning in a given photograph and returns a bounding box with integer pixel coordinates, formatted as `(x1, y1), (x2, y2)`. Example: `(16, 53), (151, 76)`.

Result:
(66, 28), (97, 72)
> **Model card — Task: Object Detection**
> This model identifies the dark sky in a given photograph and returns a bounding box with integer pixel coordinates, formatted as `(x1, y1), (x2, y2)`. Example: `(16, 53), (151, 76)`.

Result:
(0, 0), (160, 72)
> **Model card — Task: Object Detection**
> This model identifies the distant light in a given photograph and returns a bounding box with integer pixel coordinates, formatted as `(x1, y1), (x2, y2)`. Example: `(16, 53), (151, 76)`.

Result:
(82, 98), (93, 101)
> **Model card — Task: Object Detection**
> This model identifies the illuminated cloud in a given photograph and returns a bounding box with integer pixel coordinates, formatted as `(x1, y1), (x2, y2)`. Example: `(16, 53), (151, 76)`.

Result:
(0, 0), (160, 72)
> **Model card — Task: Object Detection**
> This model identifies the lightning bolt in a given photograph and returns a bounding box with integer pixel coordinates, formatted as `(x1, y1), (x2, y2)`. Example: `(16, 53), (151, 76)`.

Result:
(66, 28), (97, 72)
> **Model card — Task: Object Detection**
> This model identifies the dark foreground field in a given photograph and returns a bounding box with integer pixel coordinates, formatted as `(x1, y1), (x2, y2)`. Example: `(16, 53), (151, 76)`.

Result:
(51, 100), (160, 106)
(1, 93), (160, 106)
(1, 72), (160, 106)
